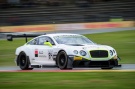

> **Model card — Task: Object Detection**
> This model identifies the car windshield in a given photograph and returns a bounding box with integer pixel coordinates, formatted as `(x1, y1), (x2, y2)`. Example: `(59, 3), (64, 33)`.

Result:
(54, 35), (95, 45)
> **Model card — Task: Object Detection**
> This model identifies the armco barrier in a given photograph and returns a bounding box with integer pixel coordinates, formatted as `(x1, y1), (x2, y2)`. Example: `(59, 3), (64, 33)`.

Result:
(0, 21), (134, 32)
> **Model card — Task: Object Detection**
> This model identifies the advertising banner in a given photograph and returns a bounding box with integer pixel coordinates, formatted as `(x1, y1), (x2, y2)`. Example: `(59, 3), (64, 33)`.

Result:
(0, 24), (55, 32)
(84, 21), (134, 29)
(55, 23), (85, 30)
(0, 21), (134, 32)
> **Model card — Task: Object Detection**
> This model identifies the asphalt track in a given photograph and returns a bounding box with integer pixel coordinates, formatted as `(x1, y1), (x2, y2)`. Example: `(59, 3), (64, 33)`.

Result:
(0, 64), (135, 72)
(0, 27), (135, 72)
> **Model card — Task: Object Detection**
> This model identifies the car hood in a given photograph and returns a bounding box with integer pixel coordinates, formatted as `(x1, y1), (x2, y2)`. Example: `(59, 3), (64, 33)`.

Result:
(82, 44), (113, 50)
(58, 44), (113, 51)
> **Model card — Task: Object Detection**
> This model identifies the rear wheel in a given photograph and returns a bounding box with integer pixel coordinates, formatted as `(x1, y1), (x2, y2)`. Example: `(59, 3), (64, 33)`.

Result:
(18, 52), (33, 70)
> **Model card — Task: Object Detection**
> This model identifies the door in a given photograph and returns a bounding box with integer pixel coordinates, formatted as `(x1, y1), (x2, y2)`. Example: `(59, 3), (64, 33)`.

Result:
(28, 36), (56, 65)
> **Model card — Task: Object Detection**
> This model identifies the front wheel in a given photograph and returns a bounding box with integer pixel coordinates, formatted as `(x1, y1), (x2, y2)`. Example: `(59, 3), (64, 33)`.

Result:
(18, 52), (33, 70)
(56, 51), (72, 70)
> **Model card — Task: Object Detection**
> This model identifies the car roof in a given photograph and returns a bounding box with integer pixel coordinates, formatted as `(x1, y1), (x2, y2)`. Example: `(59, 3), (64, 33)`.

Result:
(38, 33), (82, 38)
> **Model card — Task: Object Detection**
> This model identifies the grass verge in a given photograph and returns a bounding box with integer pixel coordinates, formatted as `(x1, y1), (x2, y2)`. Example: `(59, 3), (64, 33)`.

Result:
(0, 72), (135, 89)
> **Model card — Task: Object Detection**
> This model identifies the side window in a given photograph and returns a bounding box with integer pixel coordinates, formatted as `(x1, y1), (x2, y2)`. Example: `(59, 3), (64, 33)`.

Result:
(46, 37), (55, 45)
(38, 37), (47, 45)
(38, 36), (55, 45)
(27, 38), (38, 45)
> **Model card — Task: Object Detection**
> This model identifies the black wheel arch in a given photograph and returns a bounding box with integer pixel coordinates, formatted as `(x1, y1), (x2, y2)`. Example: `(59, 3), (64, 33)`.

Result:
(57, 50), (66, 55)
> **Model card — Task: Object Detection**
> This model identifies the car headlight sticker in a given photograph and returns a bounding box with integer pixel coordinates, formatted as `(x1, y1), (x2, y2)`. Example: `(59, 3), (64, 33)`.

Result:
(109, 50), (113, 56)
(80, 50), (87, 56)
(73, 50), (78, 54)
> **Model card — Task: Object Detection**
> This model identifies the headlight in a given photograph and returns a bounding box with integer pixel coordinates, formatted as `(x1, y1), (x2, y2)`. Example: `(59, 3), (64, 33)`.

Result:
(80, 50), (87, 56)
(73, 50), (78, 54)
(109, 50), (113, 56)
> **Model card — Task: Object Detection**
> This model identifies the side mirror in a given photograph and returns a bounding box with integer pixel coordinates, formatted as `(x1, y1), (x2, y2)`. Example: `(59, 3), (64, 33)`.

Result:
(44, 42), (52, 47)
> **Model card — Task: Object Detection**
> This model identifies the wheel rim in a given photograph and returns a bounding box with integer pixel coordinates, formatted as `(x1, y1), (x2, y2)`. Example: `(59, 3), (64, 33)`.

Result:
(59, 55), (66, 66)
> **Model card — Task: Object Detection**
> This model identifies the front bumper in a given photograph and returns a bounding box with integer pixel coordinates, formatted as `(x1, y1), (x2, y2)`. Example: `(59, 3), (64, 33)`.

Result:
(73, 60), (121, 68)
(68, 55), (121, 68)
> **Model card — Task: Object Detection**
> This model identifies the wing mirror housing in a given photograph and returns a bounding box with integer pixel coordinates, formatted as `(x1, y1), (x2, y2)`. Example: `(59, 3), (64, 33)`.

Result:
(44, 42), (52, 47)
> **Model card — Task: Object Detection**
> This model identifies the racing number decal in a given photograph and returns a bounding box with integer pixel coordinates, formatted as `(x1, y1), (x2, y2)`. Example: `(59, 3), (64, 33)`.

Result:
(35, 49), (38, 57)
(48, 50), (53, 60)
(48, 52), (52, 59)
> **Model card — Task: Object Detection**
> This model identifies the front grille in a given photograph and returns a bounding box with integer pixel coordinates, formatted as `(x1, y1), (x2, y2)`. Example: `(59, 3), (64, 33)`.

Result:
(90, 50), (108, 58)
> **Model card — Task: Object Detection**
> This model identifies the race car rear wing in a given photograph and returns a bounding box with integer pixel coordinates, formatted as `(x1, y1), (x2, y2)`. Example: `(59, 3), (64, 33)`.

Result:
(7, 33), (46, 42)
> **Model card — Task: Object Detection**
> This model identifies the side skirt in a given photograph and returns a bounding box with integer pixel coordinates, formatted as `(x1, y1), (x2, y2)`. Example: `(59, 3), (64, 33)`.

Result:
(31, 65), (57, 68)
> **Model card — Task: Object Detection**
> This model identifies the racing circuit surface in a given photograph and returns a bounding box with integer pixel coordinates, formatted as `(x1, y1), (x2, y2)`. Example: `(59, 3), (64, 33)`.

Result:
(0, 64), (135, 72)
(0, 27), (135, 72)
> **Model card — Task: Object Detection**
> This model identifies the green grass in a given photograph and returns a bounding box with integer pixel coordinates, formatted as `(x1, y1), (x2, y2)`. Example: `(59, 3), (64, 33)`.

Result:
(0, 39), (27, 66)
(0, 72), (135, 89)
(0, 30), (135, 66)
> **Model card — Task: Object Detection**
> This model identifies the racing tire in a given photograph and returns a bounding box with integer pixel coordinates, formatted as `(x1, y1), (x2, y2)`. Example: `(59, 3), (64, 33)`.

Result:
(56, 51), (72, 70)
(18, 52), (33, 70)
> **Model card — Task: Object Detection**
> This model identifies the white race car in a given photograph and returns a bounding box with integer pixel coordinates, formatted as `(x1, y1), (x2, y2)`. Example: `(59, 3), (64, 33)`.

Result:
(7, 33), (121, 70)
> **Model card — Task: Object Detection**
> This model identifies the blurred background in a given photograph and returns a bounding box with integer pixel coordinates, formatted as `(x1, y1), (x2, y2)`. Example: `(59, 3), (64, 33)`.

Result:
(0, 0), (134, 32)
(0, 2), (135, 88)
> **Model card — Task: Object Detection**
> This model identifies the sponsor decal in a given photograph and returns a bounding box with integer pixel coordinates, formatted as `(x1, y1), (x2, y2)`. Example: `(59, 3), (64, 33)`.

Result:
(38, 50), (47, 57)
(74, 56), (82, 60)
(39, 55), (46, 57)
(39, 51), (43, 54)
(35, 49), (38, 57)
